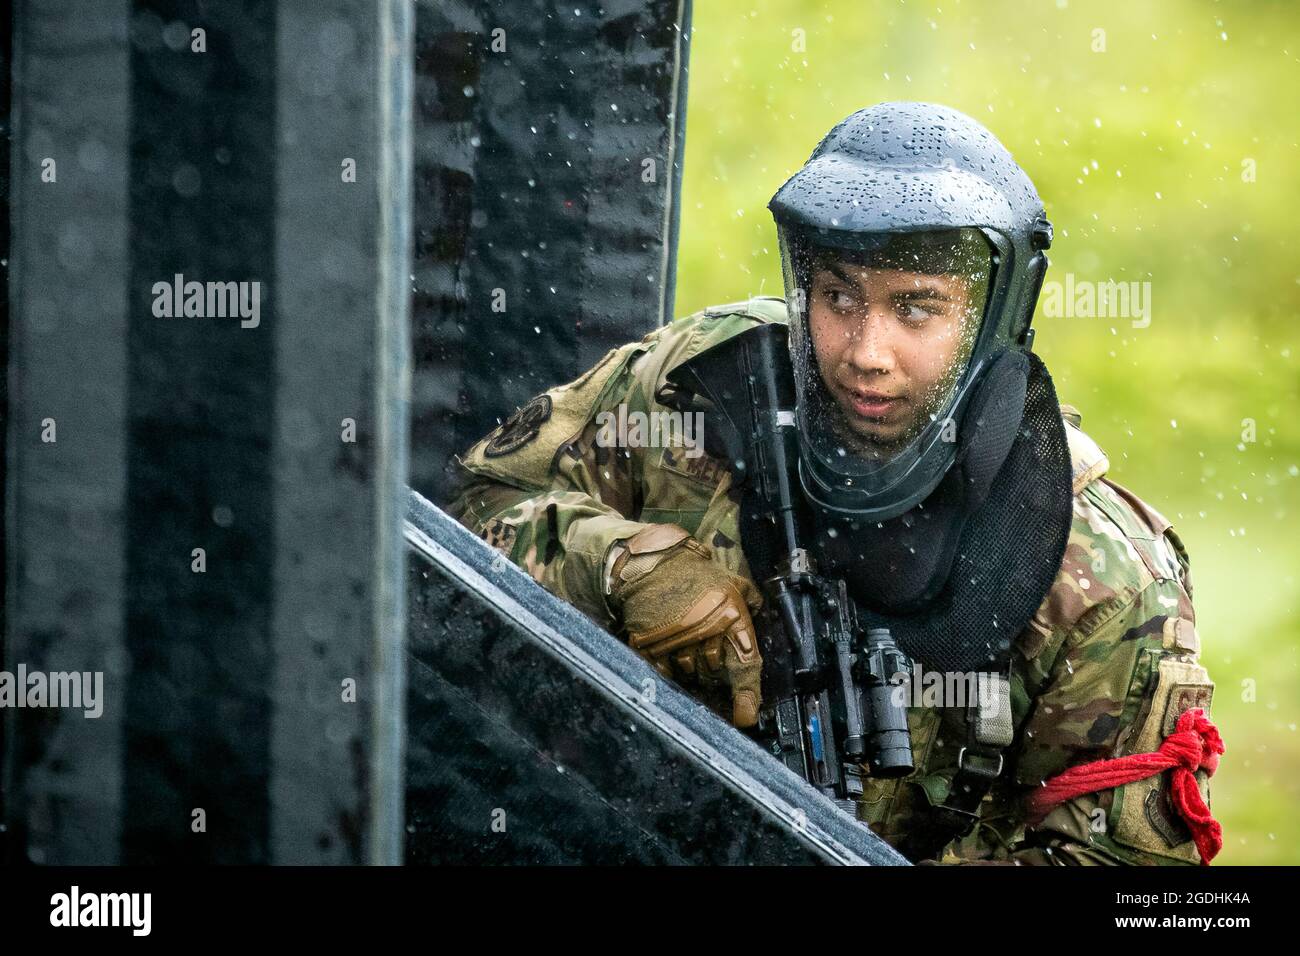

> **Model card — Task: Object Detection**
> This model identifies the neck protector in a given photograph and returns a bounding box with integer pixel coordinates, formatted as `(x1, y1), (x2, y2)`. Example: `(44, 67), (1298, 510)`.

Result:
(738, 349), (1073, 675)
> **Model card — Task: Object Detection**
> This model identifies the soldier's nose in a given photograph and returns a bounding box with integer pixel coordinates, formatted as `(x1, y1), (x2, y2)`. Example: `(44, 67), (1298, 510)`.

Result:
(845, 313), (898, 376)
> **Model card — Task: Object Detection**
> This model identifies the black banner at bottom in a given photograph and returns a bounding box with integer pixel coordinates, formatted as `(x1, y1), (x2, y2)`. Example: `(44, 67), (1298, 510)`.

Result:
(0, 864), (1278, 941)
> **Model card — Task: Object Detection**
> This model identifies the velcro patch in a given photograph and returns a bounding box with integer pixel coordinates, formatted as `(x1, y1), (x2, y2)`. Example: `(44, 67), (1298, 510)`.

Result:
(484, 394), (552, 458)
(1163, 683), (1214, 737)
(1111, 654), (1214, 862)
(1143, 786), (1192, 848)
(1163, 616), (1200, 654)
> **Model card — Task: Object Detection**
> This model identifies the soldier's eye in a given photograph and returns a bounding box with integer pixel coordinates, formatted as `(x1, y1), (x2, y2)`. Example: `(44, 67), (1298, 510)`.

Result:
(824, 288), (857, 312)
(897, 301), (945, 324)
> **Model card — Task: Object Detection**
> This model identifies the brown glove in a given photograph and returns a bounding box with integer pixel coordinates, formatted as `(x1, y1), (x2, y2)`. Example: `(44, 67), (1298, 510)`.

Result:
(607, 524), (763, 728)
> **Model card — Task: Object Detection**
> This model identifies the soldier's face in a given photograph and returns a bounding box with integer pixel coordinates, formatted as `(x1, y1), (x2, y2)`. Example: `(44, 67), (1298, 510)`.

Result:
(807, 261), (977, 453)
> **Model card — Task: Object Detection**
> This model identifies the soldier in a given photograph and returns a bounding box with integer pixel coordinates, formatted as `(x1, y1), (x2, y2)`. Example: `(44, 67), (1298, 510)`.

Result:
(444, 102), (1222, 865)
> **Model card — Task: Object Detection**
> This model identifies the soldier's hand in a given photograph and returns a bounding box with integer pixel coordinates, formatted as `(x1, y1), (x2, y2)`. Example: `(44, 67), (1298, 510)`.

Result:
(607, 524), (763, 728)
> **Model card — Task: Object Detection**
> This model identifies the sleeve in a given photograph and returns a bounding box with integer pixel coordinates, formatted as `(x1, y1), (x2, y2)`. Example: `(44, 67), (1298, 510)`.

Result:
(442, 328), (675, 629)
(1003, 567), (1216, 866)
(443, 467), (646, 629)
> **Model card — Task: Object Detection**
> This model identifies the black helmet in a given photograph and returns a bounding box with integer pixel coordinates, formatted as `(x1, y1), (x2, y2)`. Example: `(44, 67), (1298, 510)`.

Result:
(768, 102), (1054, 521)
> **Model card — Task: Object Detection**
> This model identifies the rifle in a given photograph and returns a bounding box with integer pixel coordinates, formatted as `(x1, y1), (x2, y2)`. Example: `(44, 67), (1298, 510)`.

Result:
(662, 321), (914, 812)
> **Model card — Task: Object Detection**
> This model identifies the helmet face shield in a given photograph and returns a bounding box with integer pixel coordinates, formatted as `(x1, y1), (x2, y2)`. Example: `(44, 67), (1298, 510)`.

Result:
(768, 101), (1054, 520)
(779, 226), (994, 504)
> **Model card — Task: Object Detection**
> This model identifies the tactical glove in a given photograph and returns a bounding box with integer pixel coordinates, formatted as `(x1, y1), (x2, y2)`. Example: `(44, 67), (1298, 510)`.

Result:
(606, 524), (763, 728)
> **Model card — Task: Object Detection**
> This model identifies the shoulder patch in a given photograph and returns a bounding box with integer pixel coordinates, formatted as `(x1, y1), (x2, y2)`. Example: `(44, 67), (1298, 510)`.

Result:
(458, 340), (639, 490)
(1111, 654), (1214, 862)
(483, 394), (552, 458)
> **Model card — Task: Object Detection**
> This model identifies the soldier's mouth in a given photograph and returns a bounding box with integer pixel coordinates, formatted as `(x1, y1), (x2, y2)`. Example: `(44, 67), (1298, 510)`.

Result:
(845, 389), (904, 419)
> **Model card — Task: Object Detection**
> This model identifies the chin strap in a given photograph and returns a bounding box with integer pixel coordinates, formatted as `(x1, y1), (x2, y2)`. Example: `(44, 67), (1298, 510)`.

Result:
(1025, 707), (1224, 865)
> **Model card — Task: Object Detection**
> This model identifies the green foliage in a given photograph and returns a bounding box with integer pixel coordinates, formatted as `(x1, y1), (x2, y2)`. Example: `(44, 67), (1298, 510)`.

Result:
(677, 0), (1300, 863)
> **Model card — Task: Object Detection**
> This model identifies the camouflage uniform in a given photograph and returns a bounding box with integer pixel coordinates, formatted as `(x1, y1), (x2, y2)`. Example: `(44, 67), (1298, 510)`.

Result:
(444, 297), (1217, 865)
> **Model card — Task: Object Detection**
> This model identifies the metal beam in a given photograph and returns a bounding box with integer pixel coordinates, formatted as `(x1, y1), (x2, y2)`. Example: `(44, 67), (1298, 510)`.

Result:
(404, 488), (908, 865)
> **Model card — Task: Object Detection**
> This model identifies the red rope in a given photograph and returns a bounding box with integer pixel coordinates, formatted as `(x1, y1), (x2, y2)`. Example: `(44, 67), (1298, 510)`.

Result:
(1025, 708), (1224, 865)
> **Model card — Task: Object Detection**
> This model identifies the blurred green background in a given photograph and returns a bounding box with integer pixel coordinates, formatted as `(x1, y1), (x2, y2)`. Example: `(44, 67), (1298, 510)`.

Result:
(676, 0), (1299, 864)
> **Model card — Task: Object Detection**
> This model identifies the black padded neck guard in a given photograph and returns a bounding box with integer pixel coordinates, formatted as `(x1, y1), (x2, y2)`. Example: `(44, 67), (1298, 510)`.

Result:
(741, 351), (1073, 674)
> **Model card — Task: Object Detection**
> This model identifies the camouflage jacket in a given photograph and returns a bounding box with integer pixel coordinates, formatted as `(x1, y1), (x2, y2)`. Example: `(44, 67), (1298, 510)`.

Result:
(444, 297), (1218, 865)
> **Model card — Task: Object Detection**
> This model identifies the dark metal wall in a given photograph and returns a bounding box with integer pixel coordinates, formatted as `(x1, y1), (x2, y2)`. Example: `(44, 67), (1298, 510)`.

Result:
(0, 0), (12, 855)
(4, 0), (411, 864)
(410, 0), (692, 504)
(123, 0), (280, 865)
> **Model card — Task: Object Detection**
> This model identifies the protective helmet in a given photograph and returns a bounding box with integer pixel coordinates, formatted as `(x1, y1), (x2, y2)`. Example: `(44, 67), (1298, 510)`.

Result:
(768, 102), (1054, 521)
